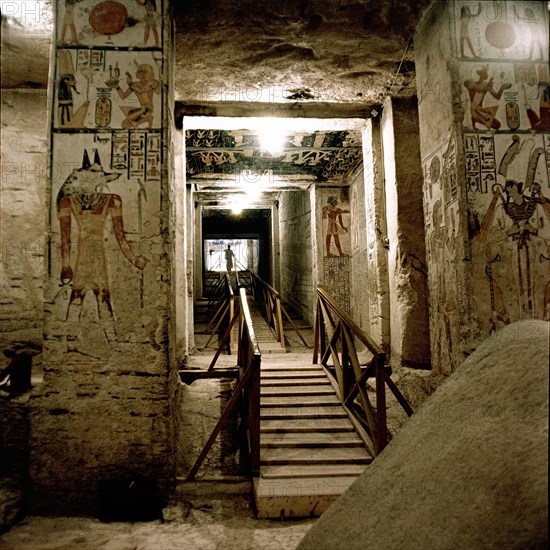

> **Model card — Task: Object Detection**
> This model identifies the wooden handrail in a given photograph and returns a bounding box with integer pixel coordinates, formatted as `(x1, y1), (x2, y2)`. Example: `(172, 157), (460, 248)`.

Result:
(314, 286), (413, 456)
(203, 274), (235, 353)
(186, 288), (261, 480)
(237, 287), (261, 475)
(249, 272), (310, 349)
(317, 286), (383, 357)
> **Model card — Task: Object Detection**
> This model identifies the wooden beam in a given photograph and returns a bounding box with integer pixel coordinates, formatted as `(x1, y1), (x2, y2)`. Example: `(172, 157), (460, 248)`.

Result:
(179, 368), (240, 383)
(175, 101), (375, 129)
(186, 365), (253, 481)
(207, 306), (240, 371)
(384, 372), (414, 417)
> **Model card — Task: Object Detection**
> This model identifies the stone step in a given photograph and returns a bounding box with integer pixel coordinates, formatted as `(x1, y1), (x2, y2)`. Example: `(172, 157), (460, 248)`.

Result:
(253, 476), (358, 519)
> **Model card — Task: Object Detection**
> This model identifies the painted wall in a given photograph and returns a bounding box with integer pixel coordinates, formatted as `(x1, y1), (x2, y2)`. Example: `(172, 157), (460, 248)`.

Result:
(30, 0), (176, 514)
(278, 189), (314, 324)
(416, 0), (550, 373)
(316, 186), (352, 312)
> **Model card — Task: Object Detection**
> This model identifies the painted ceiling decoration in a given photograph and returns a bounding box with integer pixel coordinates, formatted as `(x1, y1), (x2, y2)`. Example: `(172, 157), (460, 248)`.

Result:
(185, 129), (363, 184)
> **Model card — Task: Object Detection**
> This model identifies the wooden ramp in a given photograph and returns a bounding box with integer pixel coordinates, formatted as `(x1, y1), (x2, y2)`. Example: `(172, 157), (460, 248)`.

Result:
(246, 296), (286, 354)
(254, 354), (373, 519)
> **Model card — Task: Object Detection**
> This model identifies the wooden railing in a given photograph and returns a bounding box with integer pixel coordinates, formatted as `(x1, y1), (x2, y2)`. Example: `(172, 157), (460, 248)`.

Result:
(237, 287), (261, 475)
(250, 273), (310, 350)
(314, 286), (413, 456)
(186, 288), (261, 480)
(205, 271), (226, 311)
(202, 274), (236, 353)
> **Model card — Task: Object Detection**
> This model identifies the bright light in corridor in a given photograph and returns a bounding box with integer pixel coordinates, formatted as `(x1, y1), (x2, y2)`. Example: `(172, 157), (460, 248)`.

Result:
(259, 127), (286, 156)
(238, 169), (274, 199)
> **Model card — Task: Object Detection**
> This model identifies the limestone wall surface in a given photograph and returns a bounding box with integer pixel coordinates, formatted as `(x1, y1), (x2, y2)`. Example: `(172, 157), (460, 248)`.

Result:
(382, 97), (431, 369)
(349, 167), (370, 333)
(278, 189), (314, 324)
(178, 377), (240, 478)
(0, 89), (48, 349)
(361, 119), (391, 354)
(0, 90), (48, 526)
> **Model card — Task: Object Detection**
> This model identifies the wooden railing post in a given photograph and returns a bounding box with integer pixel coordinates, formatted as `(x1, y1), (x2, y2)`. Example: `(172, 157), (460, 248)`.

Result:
(274, 295), (284, 344)
(314, 286), (412, 458)
(238, 288), (262, 476)
(228, 290), (235, 353)
(313, 302), (321, 364)
(187, 287), (261, 480)
(247, 272), (295, 351)
(249, 353), (261, 475)
(375, 355), (387, 453)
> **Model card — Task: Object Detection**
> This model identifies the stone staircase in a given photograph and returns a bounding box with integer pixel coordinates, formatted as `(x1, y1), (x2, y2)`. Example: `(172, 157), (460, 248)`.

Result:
(253, 354), (373, 519)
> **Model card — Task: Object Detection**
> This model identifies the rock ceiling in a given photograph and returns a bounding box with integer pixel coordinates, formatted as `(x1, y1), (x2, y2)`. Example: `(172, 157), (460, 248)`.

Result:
(173, 0), (433, 105)
(1, 0), (434, 191)
(176, 0), (434, 190)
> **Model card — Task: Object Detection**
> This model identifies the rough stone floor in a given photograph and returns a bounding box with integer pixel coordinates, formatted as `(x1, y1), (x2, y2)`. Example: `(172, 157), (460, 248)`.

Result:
(0, 492), (315, 550)
(2, 308), (429, 549)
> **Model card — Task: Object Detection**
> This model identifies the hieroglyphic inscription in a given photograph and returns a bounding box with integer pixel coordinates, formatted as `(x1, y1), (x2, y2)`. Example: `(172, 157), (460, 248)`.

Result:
(323, 256), (351, 313)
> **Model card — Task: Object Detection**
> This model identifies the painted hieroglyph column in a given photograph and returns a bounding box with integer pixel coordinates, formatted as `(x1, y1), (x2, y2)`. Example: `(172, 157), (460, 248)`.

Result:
(415, 0), (550, 374)
(34, 0), (175, 514)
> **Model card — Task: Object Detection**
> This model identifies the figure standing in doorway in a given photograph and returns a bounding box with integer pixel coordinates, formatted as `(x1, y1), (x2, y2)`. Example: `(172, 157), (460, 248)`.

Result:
(225, 244), (235, 272)
(322, 195), (349, 257)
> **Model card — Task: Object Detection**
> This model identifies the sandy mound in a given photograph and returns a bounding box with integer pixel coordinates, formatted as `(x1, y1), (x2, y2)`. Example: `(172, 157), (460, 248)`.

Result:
(297, 320), (549, 550)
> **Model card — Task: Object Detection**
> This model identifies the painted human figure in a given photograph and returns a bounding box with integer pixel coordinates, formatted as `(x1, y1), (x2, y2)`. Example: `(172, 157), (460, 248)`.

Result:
(224, 245), (235, 271)
(57, 50), (89, 128)
(526, 82), (550, 131)
(477, 177), (550, 322)
(464, 66), (512, 130)
(58, 73), (78, 126)
(107, 64), (160, 128)
(57, 149), (148, 352)
(459, 3), (481, 58)
(512, 3), (545, 60)
(429, 200), (458, 372)
(322, 196), (349, 257)
(136, 0), (160, 47)
(60, 0), (84, 44)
